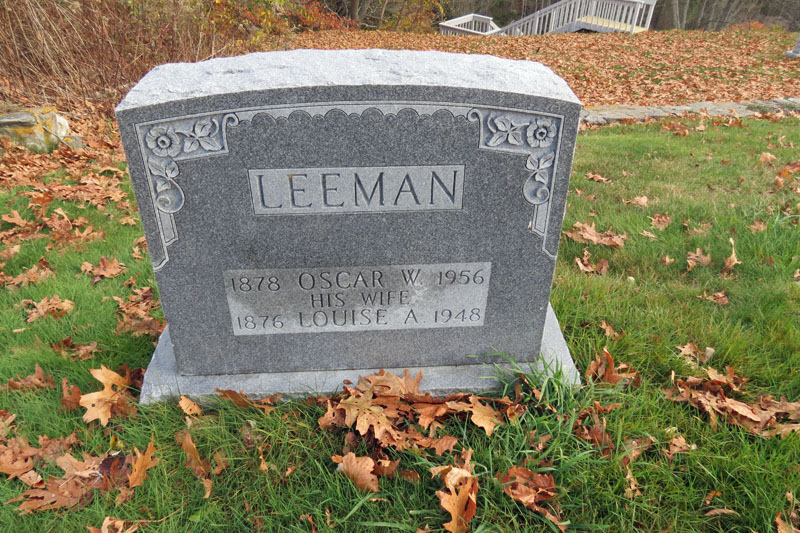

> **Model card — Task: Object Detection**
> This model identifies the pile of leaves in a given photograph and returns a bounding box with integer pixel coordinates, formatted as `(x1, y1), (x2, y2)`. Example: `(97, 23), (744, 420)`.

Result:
(318, 369), (566, 531)
(1, 365), (154, 516)
(665, 367), (800, 438)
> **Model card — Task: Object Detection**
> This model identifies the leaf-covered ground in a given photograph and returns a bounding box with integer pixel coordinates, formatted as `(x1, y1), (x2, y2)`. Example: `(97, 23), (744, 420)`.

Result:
(289, 26), (800, 107)
(1, 104), (799, 531)
(2, 25), (800, 533)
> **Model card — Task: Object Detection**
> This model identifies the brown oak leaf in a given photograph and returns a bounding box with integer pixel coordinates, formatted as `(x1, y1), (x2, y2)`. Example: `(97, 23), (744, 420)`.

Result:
(20, 295), (74, 322)
(649, 213), (672, 230)
(333, 452), (378, 492)
(178, 395), (203, 416)
(585, 347), (640, 387)
(430, 450), (478, 533)
(79, 366), (134, 426)
(128, 438), (158, 488)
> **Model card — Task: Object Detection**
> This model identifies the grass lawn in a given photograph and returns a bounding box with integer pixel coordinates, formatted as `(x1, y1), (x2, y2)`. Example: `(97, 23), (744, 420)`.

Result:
(1, 114), (799, 531)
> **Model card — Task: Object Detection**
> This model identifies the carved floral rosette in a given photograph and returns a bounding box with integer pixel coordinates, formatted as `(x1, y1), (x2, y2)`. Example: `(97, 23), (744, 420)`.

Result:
(136, 103), (563, 271)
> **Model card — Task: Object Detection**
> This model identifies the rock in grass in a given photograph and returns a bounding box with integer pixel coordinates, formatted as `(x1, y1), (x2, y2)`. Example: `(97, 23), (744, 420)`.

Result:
(0, 106), (83, 152)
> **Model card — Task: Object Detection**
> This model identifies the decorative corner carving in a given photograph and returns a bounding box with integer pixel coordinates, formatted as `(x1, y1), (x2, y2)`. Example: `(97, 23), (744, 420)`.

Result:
(468, 109), (562, 258)
(138, 113), (239, 270)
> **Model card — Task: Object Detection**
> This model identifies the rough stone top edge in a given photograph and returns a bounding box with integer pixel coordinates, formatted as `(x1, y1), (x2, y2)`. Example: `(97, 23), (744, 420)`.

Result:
(116, 49), (580, 113)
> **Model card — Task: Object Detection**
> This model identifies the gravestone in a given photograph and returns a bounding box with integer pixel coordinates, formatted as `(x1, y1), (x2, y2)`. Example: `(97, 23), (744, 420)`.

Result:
(115, 49), (581, 402)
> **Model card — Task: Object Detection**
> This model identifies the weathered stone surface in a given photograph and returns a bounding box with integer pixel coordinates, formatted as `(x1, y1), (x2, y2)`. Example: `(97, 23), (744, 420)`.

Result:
(140, 303), (579, 402)
(116, 49), (581, 401)
(787, 34), (800, 58)
(0, 107), (76, 152)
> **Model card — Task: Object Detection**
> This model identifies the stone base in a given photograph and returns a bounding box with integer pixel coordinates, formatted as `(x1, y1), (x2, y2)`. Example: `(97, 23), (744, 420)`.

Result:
(139, 303), (579, 403)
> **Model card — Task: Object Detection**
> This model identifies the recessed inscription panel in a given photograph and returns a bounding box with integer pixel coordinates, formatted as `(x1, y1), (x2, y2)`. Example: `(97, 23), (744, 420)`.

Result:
(224, 262), (491, 335)
(249, 165), (465, 215)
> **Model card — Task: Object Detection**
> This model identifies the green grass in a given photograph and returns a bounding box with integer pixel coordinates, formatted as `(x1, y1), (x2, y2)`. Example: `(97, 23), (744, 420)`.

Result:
(1, 116), (799, 531)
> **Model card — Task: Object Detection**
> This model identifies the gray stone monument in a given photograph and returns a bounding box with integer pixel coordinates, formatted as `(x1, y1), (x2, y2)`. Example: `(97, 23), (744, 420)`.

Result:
(787, 33), (800, 58)
(115, 49), (581, 402)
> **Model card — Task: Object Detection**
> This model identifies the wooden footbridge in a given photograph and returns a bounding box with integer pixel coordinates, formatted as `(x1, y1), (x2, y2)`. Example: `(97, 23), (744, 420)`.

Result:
(439, 0), (656, 36)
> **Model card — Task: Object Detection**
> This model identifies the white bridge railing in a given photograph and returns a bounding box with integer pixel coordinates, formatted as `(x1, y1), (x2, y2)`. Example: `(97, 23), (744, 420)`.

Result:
(439, 0), (656, 36)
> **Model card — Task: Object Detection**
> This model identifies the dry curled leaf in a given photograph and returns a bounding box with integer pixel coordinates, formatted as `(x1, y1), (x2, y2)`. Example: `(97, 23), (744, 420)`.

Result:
(87, 516), (138, 533)
(721, 238), (741, 277)
(2, 364), (54, 391)
(497, 466), (564, 529)
(333, 452), (378, 492)
(564, 221), (626, 248)
(82, 257), (126, 284)
(585, 172), (612, 183)
(175, 431), (210, 478)
(20, 295), (74, 322)
(705, 508), (739, 517)
(697, 290), (729, 305)
(79, 366), (135, 426)
(178, 395), (203, 417)
(574, 247), (609, 275)
(623, 196), (648, 207)
(748, 219), (767, 233)
(686, 248), (712, 272)
(431, 450), (478, 533)
(127, 438), (158, 488)
(649, 213), (672, 230)
(585, 347), (640, 387)
(600, 320), (623, 340)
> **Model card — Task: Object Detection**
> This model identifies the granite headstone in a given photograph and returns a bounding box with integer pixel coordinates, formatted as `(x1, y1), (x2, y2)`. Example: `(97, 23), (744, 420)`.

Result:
(115, 49), (581, 402)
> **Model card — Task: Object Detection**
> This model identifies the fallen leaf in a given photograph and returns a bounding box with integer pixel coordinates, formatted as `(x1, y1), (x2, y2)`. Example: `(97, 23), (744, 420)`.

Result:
(335, 452), (378, 492)
(623, 196), (648, 207)
(759, 152), (777, 164)
(82, 257), (126, 284)
(721, 238), (741, 277)
(61, 378), (82, 411)
(87, 516), (138, 533)
(50, 336), (99, 361)
(497, 465), (563, 527)
(574, 247), (609, 275)
(127, 438), (158, 488)
(564, 221), (626, 248)
(585, 172), (612, 183)
(660, 255), (675, 266)
(684, 220), (712, 235)
(212, 450), (229, 475)
(697, 290), (728, 305)
(640, 230), (658, 240)
(748, 220), (767, 233)
(686, 249), (712, 272)
(600, 320), (623, 340)
(400, 470), (421, 482)
(431, 450), (478, 533)
(446, 396), (502, 436)
(179, 395), (203, 417)
(649, 213), (672, 230)
(705, 508), (739, 517)
(20, 295), (74, 322)
(2, 364), (55, 391)
(175, 431), (210, 478)
(585, 347), (640, 387)
(79, 366), (135, 426)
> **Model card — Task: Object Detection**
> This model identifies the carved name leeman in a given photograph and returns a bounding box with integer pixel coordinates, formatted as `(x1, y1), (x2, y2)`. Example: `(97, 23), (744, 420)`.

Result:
(248, 165), (465, 214)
